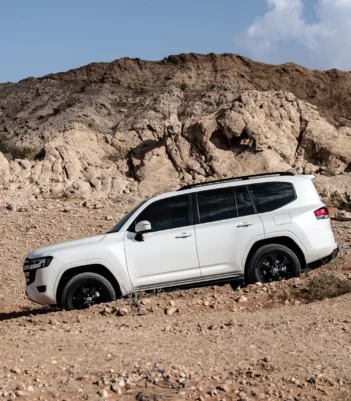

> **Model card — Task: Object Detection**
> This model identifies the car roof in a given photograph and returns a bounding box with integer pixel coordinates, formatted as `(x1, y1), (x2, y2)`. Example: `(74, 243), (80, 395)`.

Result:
(150, 173), (315, 202)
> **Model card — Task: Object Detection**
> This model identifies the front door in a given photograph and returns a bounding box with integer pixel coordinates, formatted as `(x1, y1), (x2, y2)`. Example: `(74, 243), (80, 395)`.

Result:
(124, 194), (201, 289)
(194, 186), (264, 278)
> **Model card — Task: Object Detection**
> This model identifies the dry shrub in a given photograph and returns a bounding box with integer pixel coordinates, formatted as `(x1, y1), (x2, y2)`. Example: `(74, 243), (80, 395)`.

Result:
(0, 137), (36, 160)
(269, 272), (351, 304)
(297, 273), (351, 302)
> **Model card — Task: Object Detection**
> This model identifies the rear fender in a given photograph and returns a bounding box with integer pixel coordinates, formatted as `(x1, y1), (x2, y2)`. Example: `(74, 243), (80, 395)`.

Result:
(242, 231), (308, 269)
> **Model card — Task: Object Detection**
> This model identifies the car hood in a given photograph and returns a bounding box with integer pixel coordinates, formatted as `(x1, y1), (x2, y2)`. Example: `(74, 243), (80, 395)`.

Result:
(27, 234), (107, 259)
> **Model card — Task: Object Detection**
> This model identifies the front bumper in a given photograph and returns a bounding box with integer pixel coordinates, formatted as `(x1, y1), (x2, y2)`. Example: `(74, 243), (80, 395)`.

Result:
(308, 246), (339, 269)
(24, 258), (63, 305)
(25, 285), (56, 306)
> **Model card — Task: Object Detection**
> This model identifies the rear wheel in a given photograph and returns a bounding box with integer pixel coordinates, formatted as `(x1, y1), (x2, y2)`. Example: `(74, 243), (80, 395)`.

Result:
(246, 244), (301, 285)
(60, 272), (116, 311)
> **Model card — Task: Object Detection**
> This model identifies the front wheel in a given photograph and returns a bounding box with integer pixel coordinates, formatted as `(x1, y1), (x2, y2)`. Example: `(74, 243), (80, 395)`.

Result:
(60, 272), (116, 310)
(246, 244), (301, 285)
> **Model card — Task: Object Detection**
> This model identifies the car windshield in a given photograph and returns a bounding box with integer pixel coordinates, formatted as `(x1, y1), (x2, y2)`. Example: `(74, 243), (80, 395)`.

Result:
(109, 200), (147, 233)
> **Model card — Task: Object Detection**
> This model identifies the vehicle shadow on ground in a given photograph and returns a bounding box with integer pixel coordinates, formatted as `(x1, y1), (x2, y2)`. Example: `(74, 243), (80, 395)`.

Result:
(0, 307), (61, 322)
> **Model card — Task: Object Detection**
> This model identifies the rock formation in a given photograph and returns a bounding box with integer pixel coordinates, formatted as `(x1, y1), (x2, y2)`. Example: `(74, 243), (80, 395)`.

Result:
(0, 54), (351, 208)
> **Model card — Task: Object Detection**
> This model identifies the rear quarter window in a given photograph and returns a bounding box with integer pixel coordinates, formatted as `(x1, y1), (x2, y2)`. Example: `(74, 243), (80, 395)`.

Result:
(248, 182), (296, 213)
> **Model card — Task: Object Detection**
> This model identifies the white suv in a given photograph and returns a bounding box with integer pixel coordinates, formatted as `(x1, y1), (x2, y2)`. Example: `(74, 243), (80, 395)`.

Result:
(24, 172), (338, 310)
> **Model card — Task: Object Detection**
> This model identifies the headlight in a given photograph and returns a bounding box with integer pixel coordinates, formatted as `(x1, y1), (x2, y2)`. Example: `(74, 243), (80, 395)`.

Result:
(23, 256), (53, 272)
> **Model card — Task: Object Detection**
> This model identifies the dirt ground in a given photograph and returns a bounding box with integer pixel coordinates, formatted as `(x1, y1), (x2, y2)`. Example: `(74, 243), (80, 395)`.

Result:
(1, 200), (351, 400)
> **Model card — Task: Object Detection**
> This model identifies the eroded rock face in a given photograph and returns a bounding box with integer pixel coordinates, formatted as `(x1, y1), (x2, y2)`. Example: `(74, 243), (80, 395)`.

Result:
(0, 89), (350, 208)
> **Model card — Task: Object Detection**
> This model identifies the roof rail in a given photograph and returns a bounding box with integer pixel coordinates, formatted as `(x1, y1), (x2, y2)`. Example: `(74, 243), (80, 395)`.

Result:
(177, 171), (295, 191)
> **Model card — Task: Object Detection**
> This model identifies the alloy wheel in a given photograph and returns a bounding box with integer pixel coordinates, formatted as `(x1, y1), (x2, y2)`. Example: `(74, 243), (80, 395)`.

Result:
(72, 283), (109, 309)
(257, 252), (292, 283)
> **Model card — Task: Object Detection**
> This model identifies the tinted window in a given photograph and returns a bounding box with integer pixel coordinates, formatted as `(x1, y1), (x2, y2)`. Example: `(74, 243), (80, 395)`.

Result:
(235, 186), (255, 217)
(197, 188), (236, 224)
(131, 195), (188, 232)
(248, 182), (295, 213)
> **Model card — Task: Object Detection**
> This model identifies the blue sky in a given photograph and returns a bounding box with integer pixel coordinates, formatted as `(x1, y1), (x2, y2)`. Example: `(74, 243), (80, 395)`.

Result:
(1, 0), (350, 83)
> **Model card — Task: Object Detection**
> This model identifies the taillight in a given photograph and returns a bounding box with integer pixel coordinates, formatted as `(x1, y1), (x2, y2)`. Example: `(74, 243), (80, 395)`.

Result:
(314, 207), (329, 220)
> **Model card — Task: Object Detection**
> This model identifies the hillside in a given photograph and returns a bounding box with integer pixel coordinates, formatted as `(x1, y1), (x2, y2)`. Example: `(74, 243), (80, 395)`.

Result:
(0, 53), (351, 208)
(1, 54), (351, 401)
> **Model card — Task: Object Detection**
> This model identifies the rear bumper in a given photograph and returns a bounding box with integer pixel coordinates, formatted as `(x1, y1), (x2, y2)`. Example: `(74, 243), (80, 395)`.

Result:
(308, 246), (339, 269)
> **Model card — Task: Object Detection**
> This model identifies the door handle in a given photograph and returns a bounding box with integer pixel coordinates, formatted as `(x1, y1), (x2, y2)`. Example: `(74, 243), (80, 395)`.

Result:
(236, 222), (253, 228)
(175, 232), (192, 239)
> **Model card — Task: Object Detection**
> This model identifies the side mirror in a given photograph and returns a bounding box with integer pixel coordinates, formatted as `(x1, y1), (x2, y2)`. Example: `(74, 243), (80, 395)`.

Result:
(135, 220), (152, 233)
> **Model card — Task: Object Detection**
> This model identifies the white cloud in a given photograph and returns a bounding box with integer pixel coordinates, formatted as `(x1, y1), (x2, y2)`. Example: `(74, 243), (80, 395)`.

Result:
(234, 0), (351, 70)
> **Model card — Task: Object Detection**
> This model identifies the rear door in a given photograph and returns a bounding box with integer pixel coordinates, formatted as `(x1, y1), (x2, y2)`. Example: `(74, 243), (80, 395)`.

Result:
(194, 186), (264, 278)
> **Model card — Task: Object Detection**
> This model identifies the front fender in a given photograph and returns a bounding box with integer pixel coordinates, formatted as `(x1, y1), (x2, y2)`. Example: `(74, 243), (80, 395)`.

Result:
(50, 232), (133, 296)
(53, 258), (131, 297)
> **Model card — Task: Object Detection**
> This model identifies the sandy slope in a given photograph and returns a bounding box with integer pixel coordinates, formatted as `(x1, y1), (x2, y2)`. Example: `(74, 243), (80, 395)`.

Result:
(0, 201), (351, 400)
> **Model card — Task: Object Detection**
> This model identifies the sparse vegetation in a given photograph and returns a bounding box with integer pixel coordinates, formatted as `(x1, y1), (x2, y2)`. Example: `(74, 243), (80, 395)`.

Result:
(179, 81), (188, 91)
(0, 137), (36, 160)
(270, 272), (351, 304)
(297, 272), (351, 302)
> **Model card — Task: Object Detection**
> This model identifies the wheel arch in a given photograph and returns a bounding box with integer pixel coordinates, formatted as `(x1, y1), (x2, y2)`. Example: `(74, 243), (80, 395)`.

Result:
(56, 264), (122, 306)
(244, 237), (306, 280)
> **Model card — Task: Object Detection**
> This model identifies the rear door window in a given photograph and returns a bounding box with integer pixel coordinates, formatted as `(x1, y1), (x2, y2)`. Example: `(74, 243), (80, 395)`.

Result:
(248, 182), (296, 213)
(196, 187), (236, 224)
(234, 186), (255, 217)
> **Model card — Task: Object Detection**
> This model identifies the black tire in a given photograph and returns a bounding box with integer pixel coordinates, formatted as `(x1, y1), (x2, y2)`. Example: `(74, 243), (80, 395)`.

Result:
(61, 272), (116, 311)
(246, 244), (301, 285)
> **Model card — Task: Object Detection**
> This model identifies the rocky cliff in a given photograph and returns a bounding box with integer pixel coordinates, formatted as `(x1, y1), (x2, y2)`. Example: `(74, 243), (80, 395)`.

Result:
(1, 53), (351, 208)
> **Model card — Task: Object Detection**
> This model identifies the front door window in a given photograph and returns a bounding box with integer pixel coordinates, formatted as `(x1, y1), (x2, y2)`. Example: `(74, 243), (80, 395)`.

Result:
(131, 195), (188, 232)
